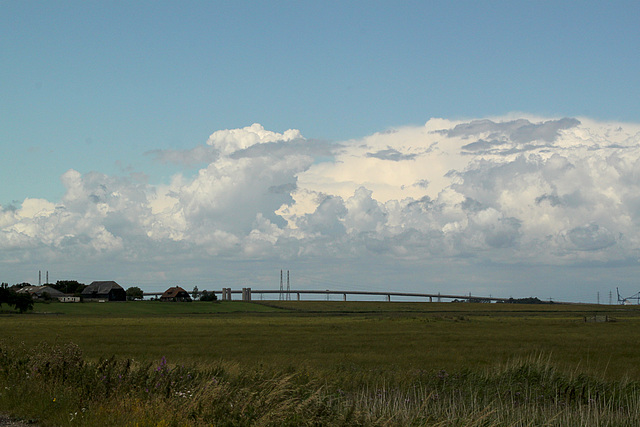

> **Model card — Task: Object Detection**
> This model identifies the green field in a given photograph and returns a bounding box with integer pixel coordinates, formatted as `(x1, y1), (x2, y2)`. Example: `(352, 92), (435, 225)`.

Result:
(8, 300), (640, 378)
(1, 300), (640, 425)
(29, 299), (282, 316)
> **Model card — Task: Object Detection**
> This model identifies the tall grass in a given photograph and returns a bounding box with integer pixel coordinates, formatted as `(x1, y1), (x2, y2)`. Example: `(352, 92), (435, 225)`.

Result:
(1, 342), (639, 426)
(5, 310), (640, 379)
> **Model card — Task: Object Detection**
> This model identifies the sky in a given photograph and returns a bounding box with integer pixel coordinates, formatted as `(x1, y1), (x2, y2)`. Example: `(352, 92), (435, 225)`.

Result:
(1, 1), (639, 302)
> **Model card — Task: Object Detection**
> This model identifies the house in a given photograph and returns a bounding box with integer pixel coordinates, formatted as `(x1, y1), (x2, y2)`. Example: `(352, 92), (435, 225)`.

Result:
(81, 281), (126, 302)
(17, 285), (65, 300)
(160, 286), (192, 302)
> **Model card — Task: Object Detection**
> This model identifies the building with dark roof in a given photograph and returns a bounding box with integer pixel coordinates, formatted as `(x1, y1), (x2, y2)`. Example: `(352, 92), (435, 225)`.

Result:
(160, 286), (192, 302)
(17, 285), (65, 300)
(81, 281), (126, 302)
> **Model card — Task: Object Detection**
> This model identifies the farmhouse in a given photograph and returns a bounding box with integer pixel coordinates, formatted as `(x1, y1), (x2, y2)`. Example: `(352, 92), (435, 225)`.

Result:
(17, 285), (65, 300)
(160, 286), (192, 302)
(81, 281), (126, 302)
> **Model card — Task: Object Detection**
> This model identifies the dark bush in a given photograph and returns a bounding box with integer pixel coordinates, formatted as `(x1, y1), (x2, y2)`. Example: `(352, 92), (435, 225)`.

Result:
(200, 290), (218, 302)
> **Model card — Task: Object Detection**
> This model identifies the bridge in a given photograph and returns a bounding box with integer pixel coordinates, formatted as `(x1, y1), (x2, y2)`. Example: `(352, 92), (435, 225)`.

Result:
(144, 288), (510, 303)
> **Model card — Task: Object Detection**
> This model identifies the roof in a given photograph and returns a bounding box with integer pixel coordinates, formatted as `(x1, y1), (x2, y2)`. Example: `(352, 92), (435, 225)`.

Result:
(17, 285), (65, 297)
(161, 286), (190, 299)
(82, 281), (124, 295)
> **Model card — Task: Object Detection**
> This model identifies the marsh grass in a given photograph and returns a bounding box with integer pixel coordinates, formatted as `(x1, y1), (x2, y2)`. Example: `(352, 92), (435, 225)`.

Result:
(1, 343), (639, 426)
(3, 306), (640, 378)
(2, 302), (640, 425)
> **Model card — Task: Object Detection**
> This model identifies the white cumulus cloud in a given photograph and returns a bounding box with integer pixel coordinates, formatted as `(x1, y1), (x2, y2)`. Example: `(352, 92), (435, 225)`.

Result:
(2, 116), (640, 300)
(206, 123), (302, 155)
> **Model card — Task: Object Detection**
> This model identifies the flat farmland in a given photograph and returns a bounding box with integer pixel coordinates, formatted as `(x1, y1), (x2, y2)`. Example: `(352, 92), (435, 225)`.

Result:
(3, 301), (639, 379)
(3, 301), (640, 425)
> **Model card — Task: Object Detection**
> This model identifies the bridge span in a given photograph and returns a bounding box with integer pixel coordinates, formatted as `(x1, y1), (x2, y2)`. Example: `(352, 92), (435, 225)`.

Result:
(144, 289), (510, 303)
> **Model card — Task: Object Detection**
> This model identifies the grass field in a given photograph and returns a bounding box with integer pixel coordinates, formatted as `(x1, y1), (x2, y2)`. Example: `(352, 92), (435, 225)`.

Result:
(29, 300), (283, 315)
(1, 300), (640, 425)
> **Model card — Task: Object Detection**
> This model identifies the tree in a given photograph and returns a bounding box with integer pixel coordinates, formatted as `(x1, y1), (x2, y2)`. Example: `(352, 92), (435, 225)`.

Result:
(192, 286), (199, 300)
(199, 290), (218, 302)
(13, 282), (31, 289)
(53, 280), (86, 295)
(9, 292), (34, 313)
(126, 286), (144, 301)
(0, 285), (11, 309)
(0, 285), (34, 313)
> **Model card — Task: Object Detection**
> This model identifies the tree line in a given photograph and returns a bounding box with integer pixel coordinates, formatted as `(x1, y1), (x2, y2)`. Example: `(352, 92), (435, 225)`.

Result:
(1, 281), (218, 309)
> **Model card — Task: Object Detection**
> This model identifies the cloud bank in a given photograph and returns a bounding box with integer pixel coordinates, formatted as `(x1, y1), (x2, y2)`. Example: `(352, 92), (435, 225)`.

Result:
(2, 118), (640, 298)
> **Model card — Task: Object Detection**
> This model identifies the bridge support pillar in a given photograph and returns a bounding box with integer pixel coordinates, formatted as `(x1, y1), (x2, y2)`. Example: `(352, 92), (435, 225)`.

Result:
(429, 296), (432, 302)
(386, 294), (391, 302)
(343, 293), (347, 301)
(297, 292), (300, 301)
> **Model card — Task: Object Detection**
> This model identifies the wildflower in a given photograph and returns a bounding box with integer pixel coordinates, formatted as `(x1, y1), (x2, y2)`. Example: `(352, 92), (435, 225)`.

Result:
(156, 356), (167, 372)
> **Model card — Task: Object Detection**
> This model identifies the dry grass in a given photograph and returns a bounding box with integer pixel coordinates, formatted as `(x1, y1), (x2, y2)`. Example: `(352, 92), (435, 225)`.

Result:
(1, 343), (639, 426)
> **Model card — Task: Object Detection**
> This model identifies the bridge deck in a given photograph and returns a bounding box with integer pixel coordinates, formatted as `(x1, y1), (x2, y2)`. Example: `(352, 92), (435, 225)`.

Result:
(144, 289), (508, 302)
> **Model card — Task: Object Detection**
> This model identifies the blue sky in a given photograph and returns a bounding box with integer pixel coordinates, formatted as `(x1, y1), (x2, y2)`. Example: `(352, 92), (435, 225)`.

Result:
(3, 1), (638, 204)
(1, 1), (639, 301)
